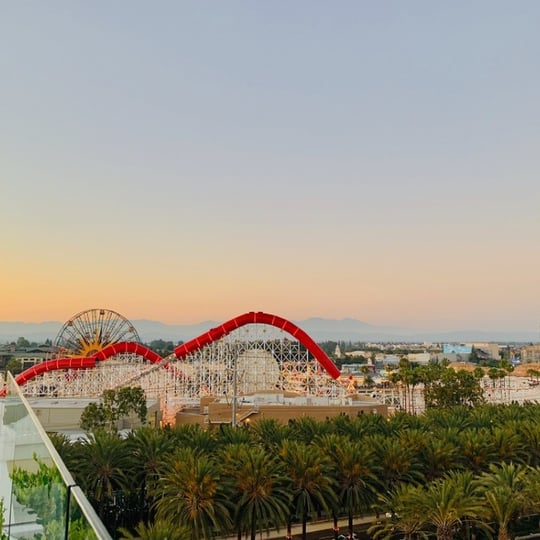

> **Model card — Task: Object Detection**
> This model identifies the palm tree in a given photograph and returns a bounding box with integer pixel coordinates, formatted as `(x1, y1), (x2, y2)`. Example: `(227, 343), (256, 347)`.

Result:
(279, 440), (337, 540)
(124, 426), (175, 519)
(373, 470), (488, 540)
(214, 423), (253, 447)
(219, 443), (291, 540)
(48, 431), (82, 472)
(74, 430), (132, 509)
(420, 437), (462, 482)
(517, 420), (540, 467)
(424, 405), (472, 432)
(287, 416), (331, 444)
(458, 428), (498, 474)
(118, 519), (190, 540)
(521, 465), (540, 517)
(368, 435), (424, 491)
(473, 366), (486, 381)
(167, 423), (216, 453)
(417, 471), (488, 540)
(387, 411), (426, 434)
(487, 368), (507, 400)
(354, 409), (389, 437)
(527, 368), (540, 383)
(329, 438), (379, 538)
(369, 483), (428, 540)
(69, 430), (136, 533)
(153, 447), (232, 540)
(490, 426), (526, 465)
(249, 417), (288, 451)
(479, 462), (528, 540)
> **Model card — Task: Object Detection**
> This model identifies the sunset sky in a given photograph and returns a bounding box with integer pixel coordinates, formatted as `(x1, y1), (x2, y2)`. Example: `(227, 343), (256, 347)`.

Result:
(1, 2), (539, 333)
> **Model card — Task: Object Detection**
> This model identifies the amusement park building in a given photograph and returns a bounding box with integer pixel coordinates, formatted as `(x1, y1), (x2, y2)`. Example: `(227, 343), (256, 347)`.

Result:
(26, 397), (161, 434)
(176, 391), (387, 428)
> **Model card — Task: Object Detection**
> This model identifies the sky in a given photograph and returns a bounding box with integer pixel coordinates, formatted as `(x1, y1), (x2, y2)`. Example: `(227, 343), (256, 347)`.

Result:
(1, 2), (539, 333)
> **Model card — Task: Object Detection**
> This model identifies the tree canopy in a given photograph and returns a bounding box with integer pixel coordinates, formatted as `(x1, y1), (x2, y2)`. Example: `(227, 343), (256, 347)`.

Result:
(80, 386), (148, 433)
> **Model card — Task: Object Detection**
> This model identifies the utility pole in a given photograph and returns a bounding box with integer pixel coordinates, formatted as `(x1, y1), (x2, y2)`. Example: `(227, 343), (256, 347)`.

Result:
(231, 355), (238, 427)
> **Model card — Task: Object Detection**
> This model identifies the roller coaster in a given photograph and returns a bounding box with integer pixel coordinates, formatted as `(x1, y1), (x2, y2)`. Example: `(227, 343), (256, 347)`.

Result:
(1, 309), (345, 421)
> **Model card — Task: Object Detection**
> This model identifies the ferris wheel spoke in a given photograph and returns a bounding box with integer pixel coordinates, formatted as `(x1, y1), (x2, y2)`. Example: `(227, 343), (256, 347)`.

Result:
(54, 309), (141, 356)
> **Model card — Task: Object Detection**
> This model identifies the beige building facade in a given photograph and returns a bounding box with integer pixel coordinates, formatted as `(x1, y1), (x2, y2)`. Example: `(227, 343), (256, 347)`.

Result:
(176, 391), (387, 428)
(26, 398), (161, 433)
(521, 345), (540, 364)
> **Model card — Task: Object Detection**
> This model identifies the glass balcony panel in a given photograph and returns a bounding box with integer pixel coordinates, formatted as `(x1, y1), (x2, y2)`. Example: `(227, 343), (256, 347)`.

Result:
(1, 373), (111, 539)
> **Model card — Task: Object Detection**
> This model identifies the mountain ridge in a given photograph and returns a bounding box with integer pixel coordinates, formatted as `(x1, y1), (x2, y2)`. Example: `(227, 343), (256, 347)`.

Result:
(0, 318), (536, 344)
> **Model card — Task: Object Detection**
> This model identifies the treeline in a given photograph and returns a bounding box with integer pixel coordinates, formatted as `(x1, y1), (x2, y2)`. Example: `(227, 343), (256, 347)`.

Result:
(50, 401), (540, 540)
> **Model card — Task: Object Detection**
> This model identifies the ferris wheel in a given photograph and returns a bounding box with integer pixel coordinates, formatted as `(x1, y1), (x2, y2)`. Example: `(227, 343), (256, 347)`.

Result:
(54, 308), (141, 357)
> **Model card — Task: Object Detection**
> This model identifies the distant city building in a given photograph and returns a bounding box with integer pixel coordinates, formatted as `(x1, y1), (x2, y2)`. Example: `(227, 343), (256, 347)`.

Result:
(13, 346), (55, 370)
(380, 354), (400, 365)
(443, 344), (472, 355)
(344, 350), (366, 358)
(439, 343), (500, 363)
(0, 344), (55, 369)
(521, 345), (540, 364)
(340, 363), (376, 375)
(471, 343), (500, 361)
(407, 352), (431, 365)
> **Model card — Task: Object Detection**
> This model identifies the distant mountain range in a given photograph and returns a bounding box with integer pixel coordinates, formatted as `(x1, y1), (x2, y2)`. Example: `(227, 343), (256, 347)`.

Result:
(0, 318), (536, 344)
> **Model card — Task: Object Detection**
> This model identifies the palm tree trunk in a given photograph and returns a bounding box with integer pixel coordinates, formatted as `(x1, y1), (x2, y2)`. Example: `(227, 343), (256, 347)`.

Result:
(437, 525), (453, 540)
(302, 516), (307, 540)
(332, 513), (339, 540)
(348, 509), (353, 540)
(498, 525), (509, 540)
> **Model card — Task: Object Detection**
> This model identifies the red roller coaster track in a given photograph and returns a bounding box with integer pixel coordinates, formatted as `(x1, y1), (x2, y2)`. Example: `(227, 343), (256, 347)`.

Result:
(1, 311), (340, 397)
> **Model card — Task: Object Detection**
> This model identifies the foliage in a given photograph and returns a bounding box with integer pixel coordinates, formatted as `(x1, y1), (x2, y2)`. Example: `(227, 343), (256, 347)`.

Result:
(153, 447), (232, 540)
(280, 439), (338, 540)
(74, 431), (132, 500)
(16, 337), (31, 348)
(5, 358), (23, 375)
(249, 417), (289, 451)
(423, 365), (485, 408)
(479, 462), (529, 540)
(0, 498), (7, 540)
(147, 339), (176, 356)
(367, 435), (424, 491)
(52, 402), (540, 539)
(369, 483), (429, 540)
(80, 386), (147, 433)
(371, 470), (489, 540)
(10, 455), (96, 539)
(10, 456), (66, 531)
(219, 443), (291, 540)
(320, 434), (380, 536)
(118, 519), (190, 539)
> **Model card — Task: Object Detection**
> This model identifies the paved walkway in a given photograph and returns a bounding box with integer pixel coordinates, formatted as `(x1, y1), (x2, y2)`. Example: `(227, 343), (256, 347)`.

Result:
(221, 515), (377, 540)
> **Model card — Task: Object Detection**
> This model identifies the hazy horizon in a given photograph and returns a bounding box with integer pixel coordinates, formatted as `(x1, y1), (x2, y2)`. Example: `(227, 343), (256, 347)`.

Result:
(0, 313), (538, 345)
(2, 2), (539, 332)
(0, 313), (537, 335)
